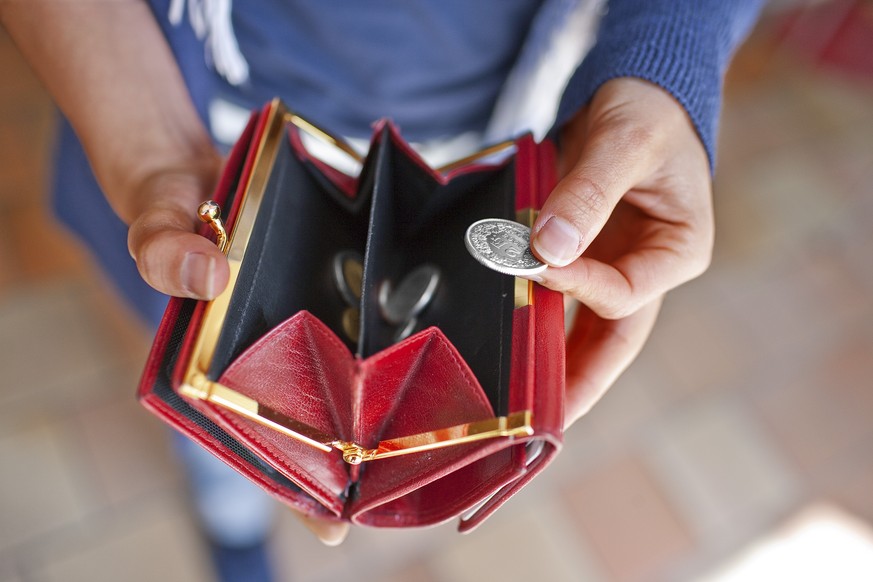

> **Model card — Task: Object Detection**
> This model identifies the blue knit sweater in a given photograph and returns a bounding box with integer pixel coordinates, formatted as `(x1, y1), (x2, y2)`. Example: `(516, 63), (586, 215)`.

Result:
(556, 0), (764, 168)
(172, 0), (763, 167)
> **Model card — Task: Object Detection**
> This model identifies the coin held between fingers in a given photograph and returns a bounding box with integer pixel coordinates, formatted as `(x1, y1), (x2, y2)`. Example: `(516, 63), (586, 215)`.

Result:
(464, 218), (548, 276)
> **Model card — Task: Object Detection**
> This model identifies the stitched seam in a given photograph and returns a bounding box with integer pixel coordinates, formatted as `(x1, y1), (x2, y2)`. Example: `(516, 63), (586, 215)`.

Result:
(461, 443), (561, 529)
(355, 439), (516, 517)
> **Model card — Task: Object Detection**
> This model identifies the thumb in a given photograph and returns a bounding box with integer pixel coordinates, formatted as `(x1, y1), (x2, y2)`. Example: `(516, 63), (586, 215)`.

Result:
(531, 117), (656, 267)
(126, 173), (229, 299)
(297, 514), (350, 546)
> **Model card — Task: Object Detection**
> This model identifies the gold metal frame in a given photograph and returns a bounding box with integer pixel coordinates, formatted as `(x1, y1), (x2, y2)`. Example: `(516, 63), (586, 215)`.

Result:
(179, 100), (534, 464)
(436, 139), (516, 174)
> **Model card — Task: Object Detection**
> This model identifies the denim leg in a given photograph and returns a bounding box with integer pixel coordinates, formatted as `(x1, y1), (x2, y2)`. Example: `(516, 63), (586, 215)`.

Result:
(52, 118), (276, 549)
(173, 433), (277, 547)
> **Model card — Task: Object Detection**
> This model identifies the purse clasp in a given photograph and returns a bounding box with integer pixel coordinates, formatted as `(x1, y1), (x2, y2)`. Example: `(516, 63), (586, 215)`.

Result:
(180, 374), (533, 465)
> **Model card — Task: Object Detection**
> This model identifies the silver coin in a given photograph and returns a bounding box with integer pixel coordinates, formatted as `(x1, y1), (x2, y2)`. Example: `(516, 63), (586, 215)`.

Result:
(333, 250), (364, 306)
(378, 264), (441, 325)
(341, 306), (360, 343)
(464, 218), (547, 276)
(393, 316), (419, 342)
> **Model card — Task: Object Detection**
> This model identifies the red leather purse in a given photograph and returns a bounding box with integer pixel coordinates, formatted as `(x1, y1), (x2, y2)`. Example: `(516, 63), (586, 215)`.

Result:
(138, 100), (565, 532)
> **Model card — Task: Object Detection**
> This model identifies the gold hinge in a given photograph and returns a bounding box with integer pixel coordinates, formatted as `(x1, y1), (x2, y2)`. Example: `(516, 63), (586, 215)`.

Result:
(180, 374), (533, 465)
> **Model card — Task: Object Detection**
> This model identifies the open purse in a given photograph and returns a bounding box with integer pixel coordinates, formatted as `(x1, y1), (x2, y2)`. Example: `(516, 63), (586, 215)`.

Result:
(137, 100), (565, 532)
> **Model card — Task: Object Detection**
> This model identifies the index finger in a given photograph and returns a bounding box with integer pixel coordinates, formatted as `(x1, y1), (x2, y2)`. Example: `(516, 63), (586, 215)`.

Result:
(534, 235), (705, 320)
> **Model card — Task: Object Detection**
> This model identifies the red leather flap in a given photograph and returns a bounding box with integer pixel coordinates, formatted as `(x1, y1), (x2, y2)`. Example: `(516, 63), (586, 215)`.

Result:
(349, 283), (565, 529)
(345, 329), (506, 526)
(138, 301), (342, 521)
(351, 444), (527, 528)
(355, 327), (494, 446)
(221, 311), (357, 440)
(197, 314), (499, 514)
(201, 312), (354, 513)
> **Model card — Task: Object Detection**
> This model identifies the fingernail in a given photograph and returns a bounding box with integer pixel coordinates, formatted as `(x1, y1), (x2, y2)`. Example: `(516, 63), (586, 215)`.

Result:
(533, 216), (581, 267)
(181, 252), (215, 299)
(320, 526), (350, 547)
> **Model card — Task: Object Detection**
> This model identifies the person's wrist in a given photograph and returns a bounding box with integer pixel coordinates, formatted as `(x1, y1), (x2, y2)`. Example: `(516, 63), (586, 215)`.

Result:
(560, 78), (696, 159)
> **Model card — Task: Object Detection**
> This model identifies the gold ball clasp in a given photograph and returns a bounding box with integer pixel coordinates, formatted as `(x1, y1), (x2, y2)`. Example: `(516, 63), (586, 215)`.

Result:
(198, 200), (221, 222)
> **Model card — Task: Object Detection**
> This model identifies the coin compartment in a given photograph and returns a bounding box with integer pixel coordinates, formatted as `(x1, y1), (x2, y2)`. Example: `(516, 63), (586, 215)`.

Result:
(360, 129), (516, 412)
(208, 123), (518, 414)
(207, 132), (371, 378)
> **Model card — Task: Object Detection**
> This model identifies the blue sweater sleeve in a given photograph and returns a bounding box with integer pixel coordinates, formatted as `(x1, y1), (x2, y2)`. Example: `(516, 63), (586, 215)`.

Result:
(555, 0), (764, 169)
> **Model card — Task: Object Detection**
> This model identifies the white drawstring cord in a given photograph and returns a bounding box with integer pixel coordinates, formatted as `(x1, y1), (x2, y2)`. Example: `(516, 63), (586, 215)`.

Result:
(168, 0), (250, 86)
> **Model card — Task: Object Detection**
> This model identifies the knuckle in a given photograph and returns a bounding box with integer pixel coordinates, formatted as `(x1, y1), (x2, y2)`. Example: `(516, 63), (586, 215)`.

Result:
(623, 123), (657, 152)
(597, 301), (636, 321)
(128, 214), (182, 285)
(127, 215), (158, 264)
(560, 173), (610, 224)
(128, 207), (193, 258)
(572, 282), (636, 321)
(536, 273), (572, 296)
(127, 217), (154, 264)
(681, 229), (714, 281)
(595, 280), (641, 320)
